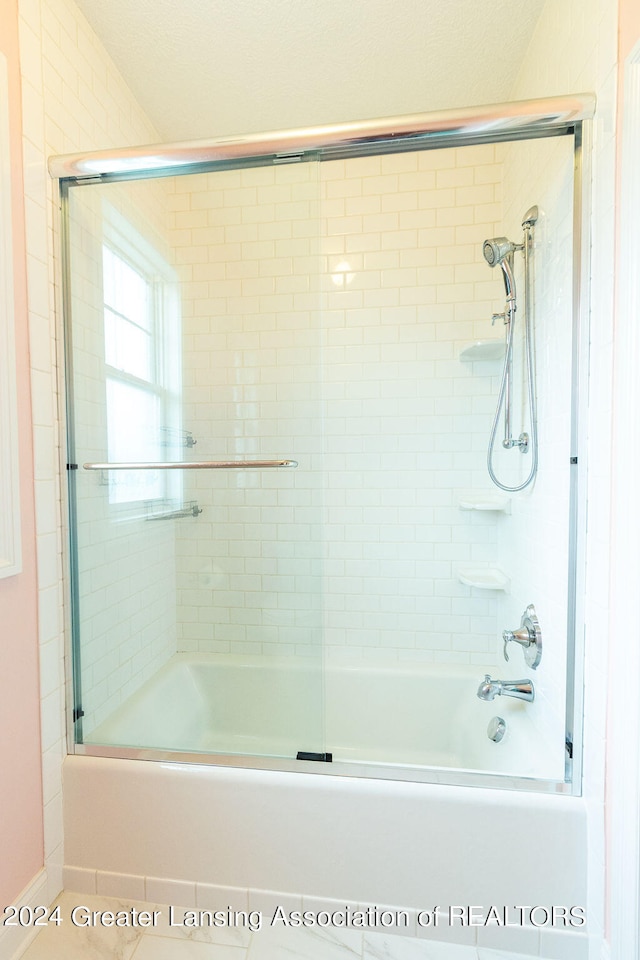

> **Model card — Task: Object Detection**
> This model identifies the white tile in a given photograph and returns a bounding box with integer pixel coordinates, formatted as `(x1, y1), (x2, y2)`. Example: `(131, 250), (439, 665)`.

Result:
(537, 930), (590, 960)
(246, 925), (362, 960)
(415, 911), (476, 947)
(97, 870), (146, 901)
(355, 904), (417, 938)
(196, 884), (249, 913)
(152, 892), (254, 949)
(476, 923), (539, 955)
(62, 866), (97, 895)
(145, 878), (199, 909)
(18, 893), (142, 960)
(477, 951), (537, 960)
(248, 890), (303, 918)
(364, 931), (478, 958)
(132, 934), (247, 959)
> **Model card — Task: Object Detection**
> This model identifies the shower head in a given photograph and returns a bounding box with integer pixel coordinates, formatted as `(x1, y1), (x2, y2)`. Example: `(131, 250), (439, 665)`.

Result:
(483, 237), (519, 301)
(482, 237), (518, 268)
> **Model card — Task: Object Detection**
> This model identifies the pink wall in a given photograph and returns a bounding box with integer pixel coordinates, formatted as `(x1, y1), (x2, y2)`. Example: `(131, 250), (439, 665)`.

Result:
(0, 0), (44, 904)
(619, 0), (640, 62)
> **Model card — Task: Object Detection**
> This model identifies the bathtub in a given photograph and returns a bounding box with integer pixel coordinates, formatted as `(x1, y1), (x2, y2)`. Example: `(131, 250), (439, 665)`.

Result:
(66, 654), (588, 955)
(63, 753), (589, 954)
(85, 653), (556, 780)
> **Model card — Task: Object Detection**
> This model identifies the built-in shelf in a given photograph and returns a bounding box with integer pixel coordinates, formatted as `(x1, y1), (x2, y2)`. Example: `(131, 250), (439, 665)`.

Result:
(458, 339), (505, 362)
(457, 566), (510, 592)
(458, 494), (510, 513)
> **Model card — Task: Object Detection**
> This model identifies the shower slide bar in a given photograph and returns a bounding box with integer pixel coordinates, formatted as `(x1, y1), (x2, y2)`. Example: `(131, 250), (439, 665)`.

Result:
(83, 460), (298, 470)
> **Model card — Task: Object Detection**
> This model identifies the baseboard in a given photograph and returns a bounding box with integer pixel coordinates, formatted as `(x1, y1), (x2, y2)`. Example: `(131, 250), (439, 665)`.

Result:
(1, 869), (49, 960)
(62, 865), (592, 958)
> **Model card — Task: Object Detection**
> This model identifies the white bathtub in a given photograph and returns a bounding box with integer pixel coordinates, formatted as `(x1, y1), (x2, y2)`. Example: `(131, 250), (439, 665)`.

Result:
(63, 754), (589, 955)
(67, 655), (587, 955)
(86, 653), (554, 779)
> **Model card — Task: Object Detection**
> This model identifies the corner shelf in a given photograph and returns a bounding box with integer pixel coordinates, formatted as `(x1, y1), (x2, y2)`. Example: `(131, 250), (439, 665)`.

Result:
(458, 494), (510, 513)
(458, 339), (505, 362)
(457, 566), (510, 592)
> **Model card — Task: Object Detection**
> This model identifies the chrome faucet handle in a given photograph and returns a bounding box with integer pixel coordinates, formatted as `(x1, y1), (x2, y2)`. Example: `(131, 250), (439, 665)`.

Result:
(491, 312), (506, 326)
(502, 627), (532, 659)
(502, 603), (542, 669)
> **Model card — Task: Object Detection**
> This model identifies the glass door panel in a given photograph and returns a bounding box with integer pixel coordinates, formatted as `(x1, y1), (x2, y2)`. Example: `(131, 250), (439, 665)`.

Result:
(65, 161), (324, 760)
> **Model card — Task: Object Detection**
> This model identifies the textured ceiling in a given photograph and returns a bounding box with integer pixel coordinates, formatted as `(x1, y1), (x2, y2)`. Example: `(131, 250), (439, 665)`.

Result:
(73, 0), (546, 142)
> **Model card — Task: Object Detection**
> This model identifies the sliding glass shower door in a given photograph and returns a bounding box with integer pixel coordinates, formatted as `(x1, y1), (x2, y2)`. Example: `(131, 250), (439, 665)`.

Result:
(60, 120), (582, 789)
(65, 161), (326, 759)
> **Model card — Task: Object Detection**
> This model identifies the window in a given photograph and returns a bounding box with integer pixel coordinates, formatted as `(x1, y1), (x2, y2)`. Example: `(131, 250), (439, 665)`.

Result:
(102, 211), (180, 509)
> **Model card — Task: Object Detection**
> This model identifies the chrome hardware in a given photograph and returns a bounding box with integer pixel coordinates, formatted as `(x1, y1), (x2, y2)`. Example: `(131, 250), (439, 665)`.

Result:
(146, 501), (203, 520)
(501, 432), (530, 451)
(477, 675), (535, 702)
(502, 603), (542, 668)
(485, 206), (539, 492)
(487, 717), (507, 742)
(491, 312), (506, 325)
(160, 427), (197, 448)
(83, 459), (298, 470)
(48, 96), (596, 181)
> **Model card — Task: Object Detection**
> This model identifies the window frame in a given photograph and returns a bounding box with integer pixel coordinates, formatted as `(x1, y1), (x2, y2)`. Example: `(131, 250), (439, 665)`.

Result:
(101, 205), (181, 515)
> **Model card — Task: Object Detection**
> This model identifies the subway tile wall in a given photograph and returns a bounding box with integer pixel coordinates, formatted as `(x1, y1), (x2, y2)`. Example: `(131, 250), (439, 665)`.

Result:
(495, 134), (576, 780)
(35, 140), (562, 743)
(507, 0), (619, 947)
(67, 181), (180, 733)
(170, 164), (325, 661)
(62, 135), (579, 763)
(169, 147), (509, 666)
(319, 147), (504, 665)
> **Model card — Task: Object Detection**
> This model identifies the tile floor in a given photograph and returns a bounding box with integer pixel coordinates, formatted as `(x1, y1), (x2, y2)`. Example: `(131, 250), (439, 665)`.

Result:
(16, 893), (553, 960)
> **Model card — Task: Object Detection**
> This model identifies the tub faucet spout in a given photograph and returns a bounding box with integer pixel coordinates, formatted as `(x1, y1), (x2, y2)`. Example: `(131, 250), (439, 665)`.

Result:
(477, 675), (534, 702)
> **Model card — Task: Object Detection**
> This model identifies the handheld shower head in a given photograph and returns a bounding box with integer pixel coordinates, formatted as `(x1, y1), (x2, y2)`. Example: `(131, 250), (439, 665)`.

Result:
(483, 237), (518, 301)
(482, 237), (518, 267)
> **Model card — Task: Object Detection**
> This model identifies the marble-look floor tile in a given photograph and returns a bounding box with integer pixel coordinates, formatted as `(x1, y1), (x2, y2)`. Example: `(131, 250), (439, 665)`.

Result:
(140, 905), (252, 949)
(246, 924), (363, 960)
(476, 951), (541, 960)
(19, 891), (556, 960)
(131, 934), (247, 959)
(364, 931), (479, 959)
(18, 892), (142, 960)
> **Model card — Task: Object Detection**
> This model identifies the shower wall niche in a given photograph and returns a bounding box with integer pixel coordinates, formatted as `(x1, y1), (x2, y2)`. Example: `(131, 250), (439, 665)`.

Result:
(60, 117), (581, 788)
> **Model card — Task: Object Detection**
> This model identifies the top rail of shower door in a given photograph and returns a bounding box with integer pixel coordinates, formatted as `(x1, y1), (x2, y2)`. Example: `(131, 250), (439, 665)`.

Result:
(48, 94), (595, 180)
(83, 460), (298, 470)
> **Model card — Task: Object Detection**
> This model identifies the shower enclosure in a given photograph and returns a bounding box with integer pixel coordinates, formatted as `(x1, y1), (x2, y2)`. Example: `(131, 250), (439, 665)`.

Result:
(53, 96), (591, 791)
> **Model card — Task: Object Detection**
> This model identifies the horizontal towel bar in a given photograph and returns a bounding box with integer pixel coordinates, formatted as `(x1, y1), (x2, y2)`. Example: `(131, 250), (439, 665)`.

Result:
(83, 459), (298, 470)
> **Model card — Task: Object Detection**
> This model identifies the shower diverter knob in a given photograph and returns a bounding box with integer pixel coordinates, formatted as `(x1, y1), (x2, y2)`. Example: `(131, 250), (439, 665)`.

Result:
(502, 603), (542, 669)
